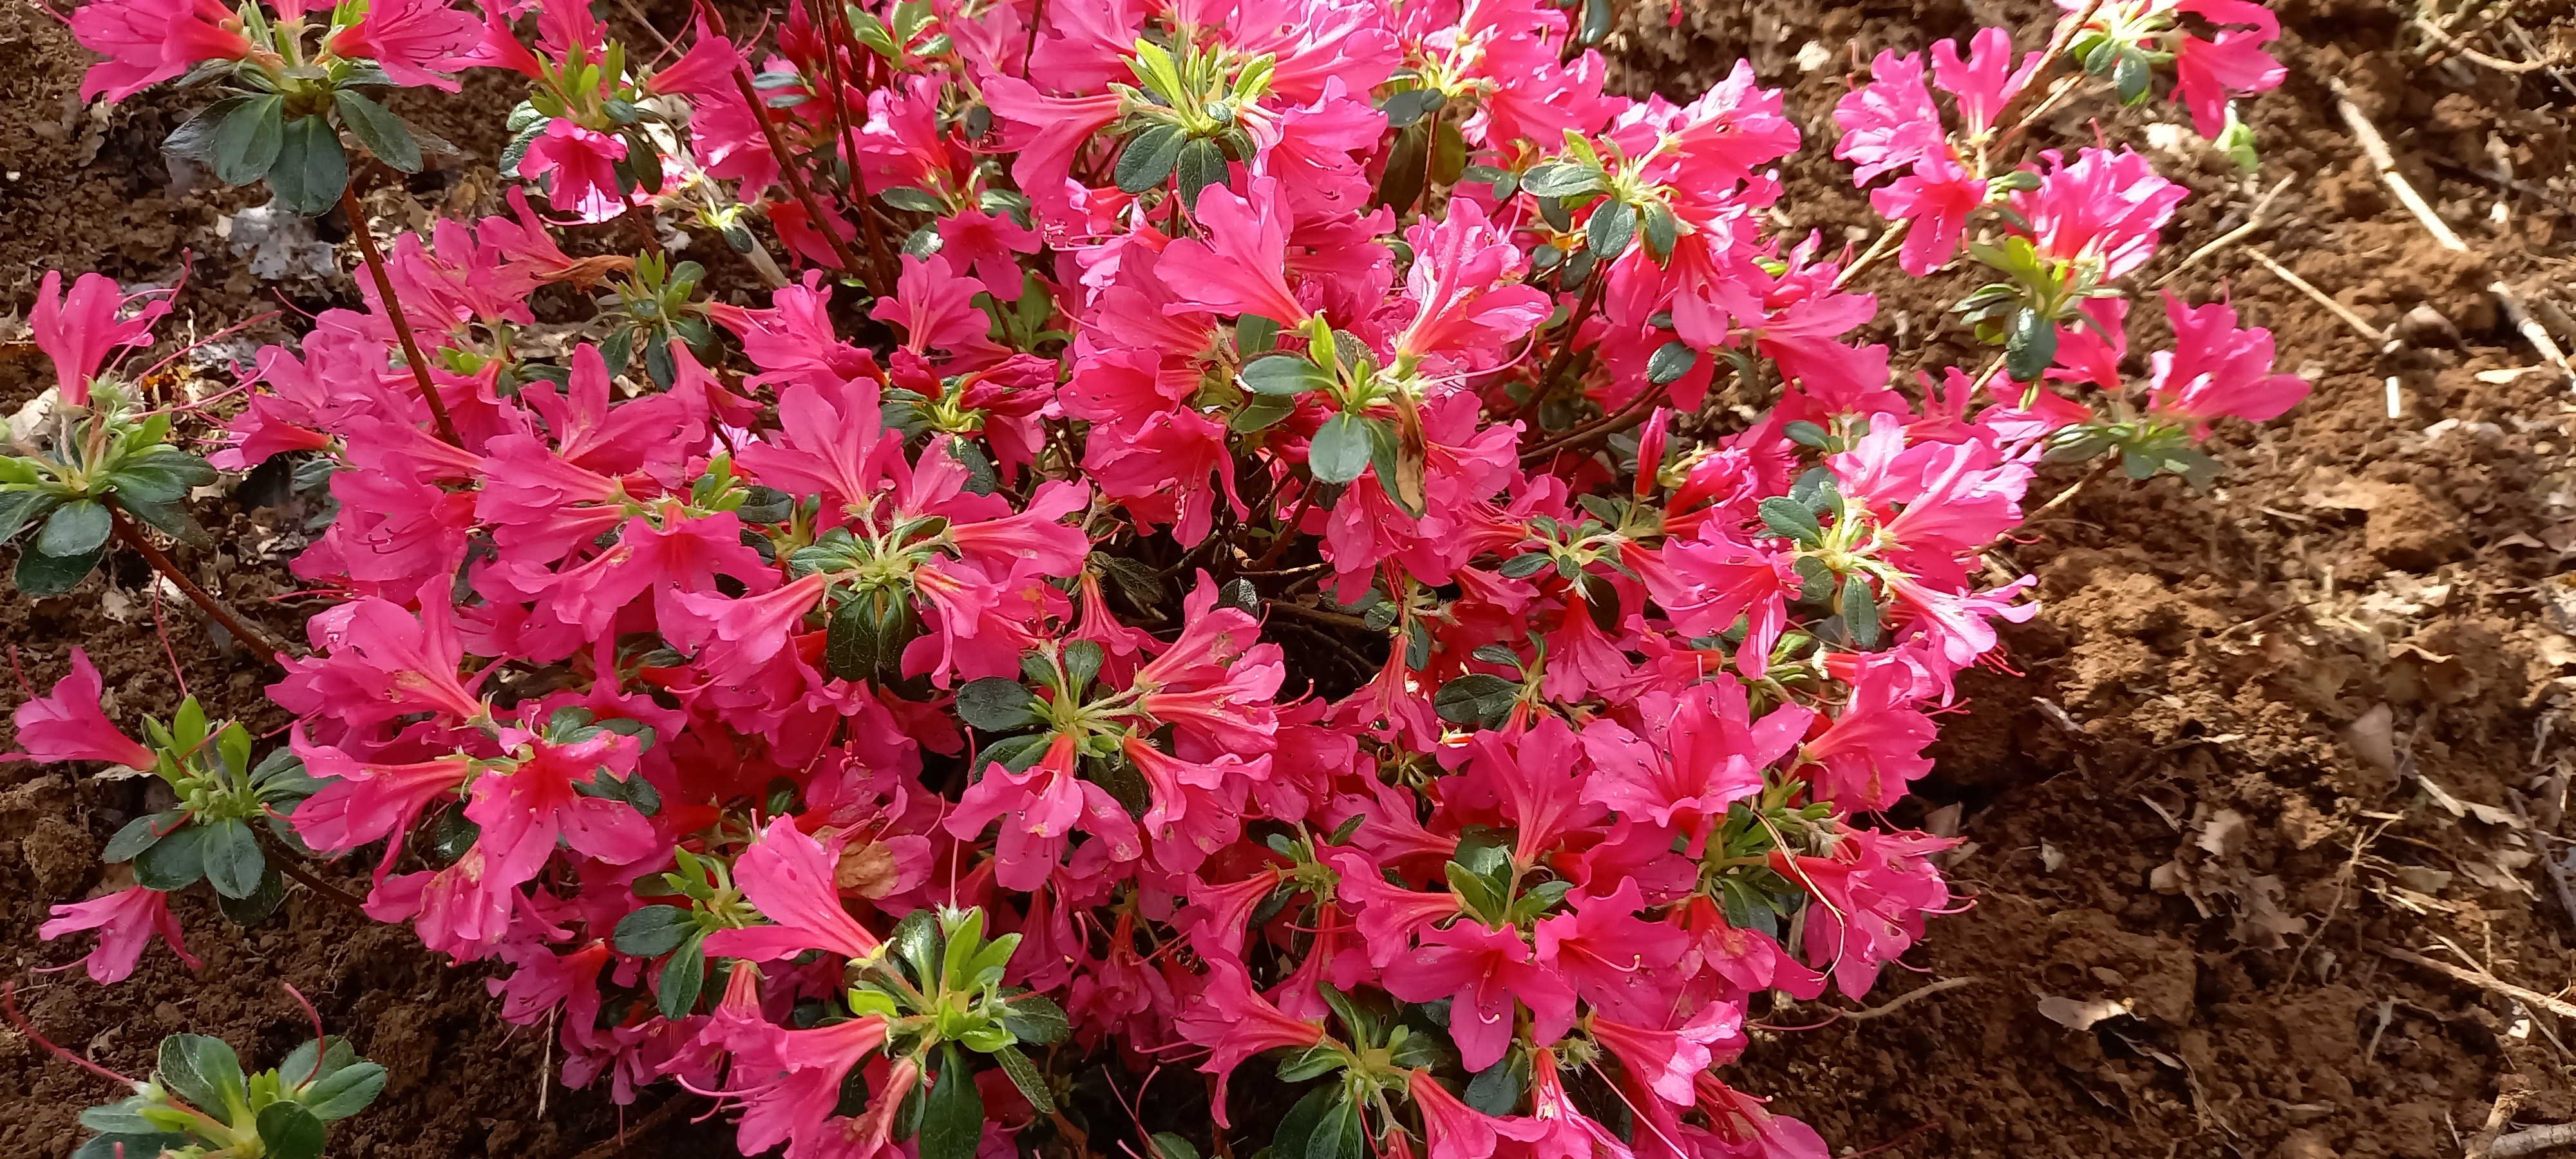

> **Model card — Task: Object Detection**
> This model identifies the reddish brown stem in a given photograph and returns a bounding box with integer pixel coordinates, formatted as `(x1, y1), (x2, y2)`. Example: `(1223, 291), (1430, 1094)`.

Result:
(257, 827), (370, 912)
(731, 66), (871, 280)
(817, 8), (898, 292)
(109, 505), (289, 668)
(337, 184), (462, 448)
(1517, 383), (1660, 464)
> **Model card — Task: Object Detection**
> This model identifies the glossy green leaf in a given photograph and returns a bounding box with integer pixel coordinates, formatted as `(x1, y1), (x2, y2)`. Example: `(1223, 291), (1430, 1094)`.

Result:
(953, 677), (1039, 731)
(918, 1046), (985, 1159)
(35, 499), (110, 558)
(1307, 413), (1373, 485)
(1115, 125), (1186, 194)
(256, 1100), (327, 1159)
(614, 904), (697, 957)
(134, 820), (209, 890)
(211, 94), (286, 186)
(332, 90), (420, 172)
(201, 818), (266, 900)
(267, 116), (350, 217)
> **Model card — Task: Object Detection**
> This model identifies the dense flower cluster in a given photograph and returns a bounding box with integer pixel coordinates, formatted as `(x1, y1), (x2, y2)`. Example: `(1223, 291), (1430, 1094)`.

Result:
(17, 0), (2307, 1155)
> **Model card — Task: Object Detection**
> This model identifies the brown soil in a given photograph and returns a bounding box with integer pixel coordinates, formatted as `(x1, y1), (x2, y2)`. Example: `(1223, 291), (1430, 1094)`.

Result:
(4, 0), (2574, 1157)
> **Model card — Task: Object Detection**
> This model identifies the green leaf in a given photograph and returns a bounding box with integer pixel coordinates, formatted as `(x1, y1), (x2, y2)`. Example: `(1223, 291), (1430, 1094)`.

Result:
(332, 90), (420, 172)
(1231, 393), (1298, 432)
(1236, 314), (1280, 355)
(954, 678), (1039, 731)
(1061, 639), (1104, 699)
(268, 116), (350, 217)
(159, 1033), (243, 1115)
(1115, 125), (1187, 194)
(1586, 199), (1636, 260)
(1641, 200), (1679, 262)
(102, 811), (180, 863)
(134, 820), (209, 890)
(2112, 51), (2152, 104)
(1272, 1084), (1341, 1159)
(1462, 1055), (1525, 1115)
(879, 185), (944, 212)
(201, 818), (266, 900)
(1839, 576), (1880, 650)
(614, 904), (697, 957)
(918, 1046), (985, 1159)
(301, 1060), (387, 1120)
(1432, 674), (1518, 728)
(891, 908), (945, 983)
(1241, 355), (1331, 396)
(211, 94), (286, 186)
(117, 496), (210, 548)
(992, 1044), (1056, 1114)
(657, 932), (706, 1019)
(1518, 164), (1601, 198)
(1756, 496), (1823, 546)
(1646, 340), (1696, 386)
(1274, 1042), (1346, 1082)
(165, 96), (252, 160)
(256, 1100), (327, 1159)
(826, 587), (921, 684)
(1174, 137), (1227, 210)
(998, 993), (1070, 1045)
(2004, 306), (2058, 383)
(216, 866), (285, 925)
(35, 500), (110, 558)
(77, 1098), (159, 1133)
(1151, 1133), (1202, 1159)
(1381, 87), (1445, 128)
(1307, 413), (1374, 485)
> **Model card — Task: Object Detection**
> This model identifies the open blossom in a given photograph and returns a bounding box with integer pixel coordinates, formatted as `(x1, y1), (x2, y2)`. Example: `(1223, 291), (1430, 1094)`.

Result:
(39, 885), (200, 983)
(2149, 294), (2311, 431)
(2008, 147), (2184, 279)
(328, 0), (482, 90)
(69, 0), (251, 102)
(28, 271), (170, 406)
(8, 649), (156, 769)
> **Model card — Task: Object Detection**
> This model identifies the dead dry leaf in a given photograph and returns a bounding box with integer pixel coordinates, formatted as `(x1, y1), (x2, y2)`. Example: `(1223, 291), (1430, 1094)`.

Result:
(2038, 995), (2134, 1030)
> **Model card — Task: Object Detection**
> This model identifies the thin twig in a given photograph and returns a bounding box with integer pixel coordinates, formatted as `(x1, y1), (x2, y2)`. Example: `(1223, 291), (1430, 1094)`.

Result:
(1834, 219), (1910, 289)
(252, 825), (369, 912)
(109, 505), (290, 668)
(2494, 1122), (2576, 1158)
(2415, 15), (2557, 72)
(2242, 250), (2391, 346)
(2155, 174), (2296, 288)
(568, 1093), (697, 1159)
(730, 66), (867, 279)
(1519, 386), (1662, 464)
(1838, 975), (1985, 1021)
(338, 184), (462, 446)
(2376, 943), (2576, 1021)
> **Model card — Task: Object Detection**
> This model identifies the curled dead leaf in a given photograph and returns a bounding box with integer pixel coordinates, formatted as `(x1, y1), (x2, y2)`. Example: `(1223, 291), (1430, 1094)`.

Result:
(2038, 994), (2134, 1031)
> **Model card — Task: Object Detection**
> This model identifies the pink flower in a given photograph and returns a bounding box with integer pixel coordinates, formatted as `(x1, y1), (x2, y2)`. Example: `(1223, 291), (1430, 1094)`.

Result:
(464, 731), (661, 887)
(290, 739), (473, 883)
(1871, 155), (1984, 276)
(1396, 198), (1553, 360)
(519, 120), (631, 223)
(2007, 147), (2184, 279)
(1410, 1068), (1510, 1159)
(1331, 851), (1463, 967)
(1155, 179), (1312, 325)
(327, 0), (482, 90)
(1175, 956), (1325, 1126)
(1579, 681), (1810, 856)
(28, 271), (170, 406)
(702, 815), (886, 963)
(945, 733), (1141, 890)
(1929, 28), (2041, 137)
(1771, 827), (1955, 1000)
(723, 1014), (893, 1157)
(2148, 293), (2309, 431)
(978, 77), (1125, 227)
(8, 648), (155, 769)
(70, 0), (251, 102)
(1832, 50), (1942, 185)
(1587, 1003), (1743, 1106)
(1383, 920), (1575, 1072)
(1799, 662), (1936, 813)
(1530, 878), (1687, 1022)
(937, 209), (1043, 300)
(39, 885), (198, 984)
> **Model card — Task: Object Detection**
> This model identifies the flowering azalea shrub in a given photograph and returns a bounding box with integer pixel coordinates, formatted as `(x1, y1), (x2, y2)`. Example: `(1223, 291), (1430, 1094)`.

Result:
(13, 0), (2306, 1154)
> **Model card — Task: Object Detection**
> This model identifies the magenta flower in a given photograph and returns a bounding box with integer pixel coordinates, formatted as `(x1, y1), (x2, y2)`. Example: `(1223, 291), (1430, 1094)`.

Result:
(1174, 956), (1325, 1126)
(519, 120), (631, 223)
(1587, 1003), (1743, 1106)
(39, 885), (199, 984)
(1579, 680), (1810, 856)
(1797, 661), (1936, 813)
(1330, 851), (1463, 967)
(2007, 147), (2184, 279)
(1871, 154), (1984, 276)
(702, 815), (885, 963)
(1155, 179), (1312, 326)
(1410, 1068), (1511, 1159)
(327, 0), (481, 90)
(1929, 28), (2041, 137)
(28, 270), (170, 406)
(1383, 920), (1575, 1072)
(1530, 878), (1687, 1022)
(1396, 198), (1553, 361)
(1832, 50), (1943, 185)
(2148, 293), (2311, 432)
(290, 739), (473, 883)
(68, 0), (251, 102)
(8, 648), (155, 769)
